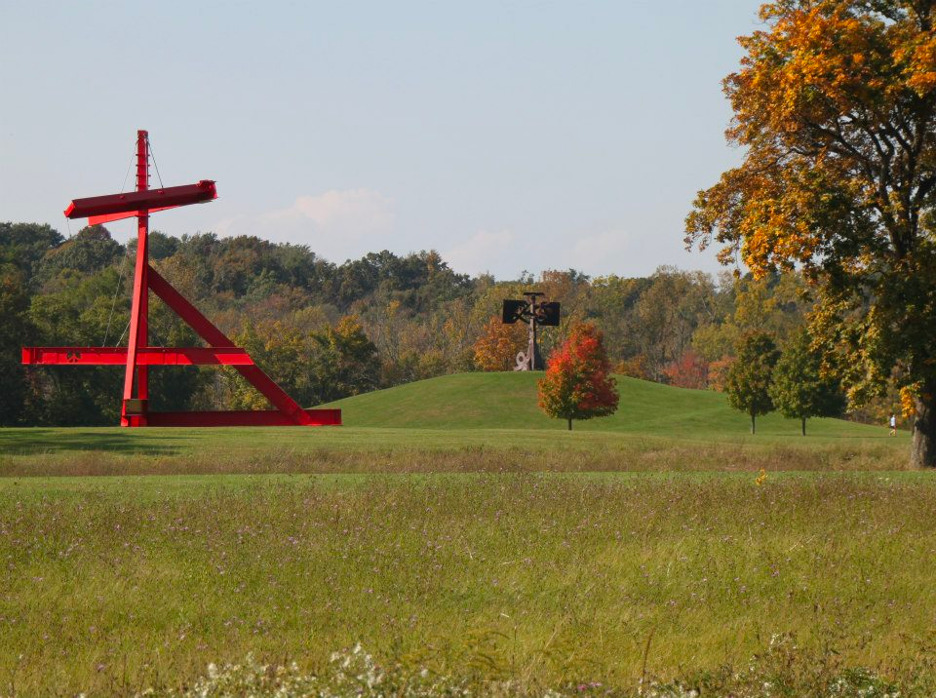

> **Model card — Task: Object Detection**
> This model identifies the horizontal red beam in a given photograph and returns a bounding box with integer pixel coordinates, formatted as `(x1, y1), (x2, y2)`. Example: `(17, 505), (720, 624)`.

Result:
(141, 410), (342, 427)
(64, 180), (217, 221)
(22, 346), (252, 366)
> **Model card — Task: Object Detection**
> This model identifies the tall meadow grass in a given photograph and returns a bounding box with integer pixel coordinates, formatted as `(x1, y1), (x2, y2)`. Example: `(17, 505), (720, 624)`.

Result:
(2, 473), (935, 694)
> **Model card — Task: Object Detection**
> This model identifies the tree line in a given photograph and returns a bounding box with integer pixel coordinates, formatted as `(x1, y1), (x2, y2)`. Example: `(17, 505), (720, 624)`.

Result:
(1, 220), (877, 428)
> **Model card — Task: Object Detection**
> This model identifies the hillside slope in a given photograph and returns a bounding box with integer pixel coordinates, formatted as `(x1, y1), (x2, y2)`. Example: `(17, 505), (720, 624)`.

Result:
(326, 372), (882, 439)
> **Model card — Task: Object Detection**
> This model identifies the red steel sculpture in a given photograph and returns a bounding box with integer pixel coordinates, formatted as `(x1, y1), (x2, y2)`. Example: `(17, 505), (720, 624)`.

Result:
(22, 130), (341, 428)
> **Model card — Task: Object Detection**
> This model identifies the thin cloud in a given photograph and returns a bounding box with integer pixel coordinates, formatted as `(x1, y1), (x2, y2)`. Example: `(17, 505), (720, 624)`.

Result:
(564, 229), (633, 274)
(215, 188), (396, 262)
(445, 228), (517, 277)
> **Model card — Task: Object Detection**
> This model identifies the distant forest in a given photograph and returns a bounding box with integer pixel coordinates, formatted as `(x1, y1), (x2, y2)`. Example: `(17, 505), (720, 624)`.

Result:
(1, 221), (875, 427)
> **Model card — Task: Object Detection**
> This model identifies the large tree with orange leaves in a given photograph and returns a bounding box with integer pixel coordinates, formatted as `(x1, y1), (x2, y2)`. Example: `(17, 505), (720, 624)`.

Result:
(686, 0), (936, 466)
(538, 323), (619, 430)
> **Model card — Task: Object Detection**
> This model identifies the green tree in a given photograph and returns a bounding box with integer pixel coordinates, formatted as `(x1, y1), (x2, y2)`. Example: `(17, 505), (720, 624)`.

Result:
(725, 332), (780, 434)
(0, 273), (33, 424)
(146, 305), (214, 413)
(311, 315), (380, 403)
(27, 268), (126, 425)
(38, 226), (122, 282)
(537, 323), (619, 430)
(0, 222), (64, 287)
(770, 329), (846, 435)
(631, 268), (720, 381)
(223, 321), (322, 411)
(588, 275), (652, 363)
(686, 0), (936, 465)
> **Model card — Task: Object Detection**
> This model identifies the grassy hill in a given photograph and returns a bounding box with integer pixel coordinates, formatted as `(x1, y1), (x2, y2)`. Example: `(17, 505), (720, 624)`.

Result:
(328, 371), (883, 439)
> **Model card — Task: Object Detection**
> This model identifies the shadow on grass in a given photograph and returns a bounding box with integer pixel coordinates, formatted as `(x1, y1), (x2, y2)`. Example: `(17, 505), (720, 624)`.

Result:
(0, 429), (188, 456)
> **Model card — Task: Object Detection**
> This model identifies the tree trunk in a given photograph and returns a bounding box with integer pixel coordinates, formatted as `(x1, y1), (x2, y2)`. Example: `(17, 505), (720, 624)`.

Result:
(567, 418), (573, 431)
(912, 388), (936, 467)
(750, 412), (756, 435)
(801, 417), (806, 437)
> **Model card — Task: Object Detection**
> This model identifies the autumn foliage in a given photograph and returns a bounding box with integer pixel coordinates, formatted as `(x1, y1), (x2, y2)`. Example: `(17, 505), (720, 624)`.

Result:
(686, 0), (936, 466)
(473, 316), (527, 371)
(662, 348), (709, 389)
(538, 323), (619, 430)
(616, 354), (653, 381)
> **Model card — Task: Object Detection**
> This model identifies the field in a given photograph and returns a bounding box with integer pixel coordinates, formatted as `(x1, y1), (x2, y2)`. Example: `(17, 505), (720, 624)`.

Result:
(0, 373), (929, 696)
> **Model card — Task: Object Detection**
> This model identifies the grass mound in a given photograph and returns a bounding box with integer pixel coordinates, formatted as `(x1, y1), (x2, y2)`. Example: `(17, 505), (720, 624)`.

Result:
(328, 372), (882, 439)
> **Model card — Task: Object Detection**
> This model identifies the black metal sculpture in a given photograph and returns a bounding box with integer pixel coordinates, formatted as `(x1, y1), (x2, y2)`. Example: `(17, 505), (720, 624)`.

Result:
(502, 292), (560, 371)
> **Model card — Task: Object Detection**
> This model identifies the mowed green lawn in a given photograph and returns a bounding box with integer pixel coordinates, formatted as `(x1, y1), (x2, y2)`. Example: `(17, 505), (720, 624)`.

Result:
(0, 373), (908, 474)
(0, 374), (928, 695)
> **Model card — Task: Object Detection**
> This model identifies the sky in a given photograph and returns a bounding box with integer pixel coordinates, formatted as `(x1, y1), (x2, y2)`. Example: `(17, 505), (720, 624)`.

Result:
(0, 0), (762, 281)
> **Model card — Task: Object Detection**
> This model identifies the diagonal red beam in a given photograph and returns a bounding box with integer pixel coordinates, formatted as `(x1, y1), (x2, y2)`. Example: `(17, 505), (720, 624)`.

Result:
(64, 180), (217, 221)
(22, 347), (253, 366)
(147, 267), (315, 425)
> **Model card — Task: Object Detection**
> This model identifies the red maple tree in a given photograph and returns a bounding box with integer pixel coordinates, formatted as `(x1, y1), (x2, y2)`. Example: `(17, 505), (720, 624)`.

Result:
(662, 348), (709, 390)
(538, 323), (619, 430)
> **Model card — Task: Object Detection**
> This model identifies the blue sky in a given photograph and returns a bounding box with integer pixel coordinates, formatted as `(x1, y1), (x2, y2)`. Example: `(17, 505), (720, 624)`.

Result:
(0, 1), (762, 280)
